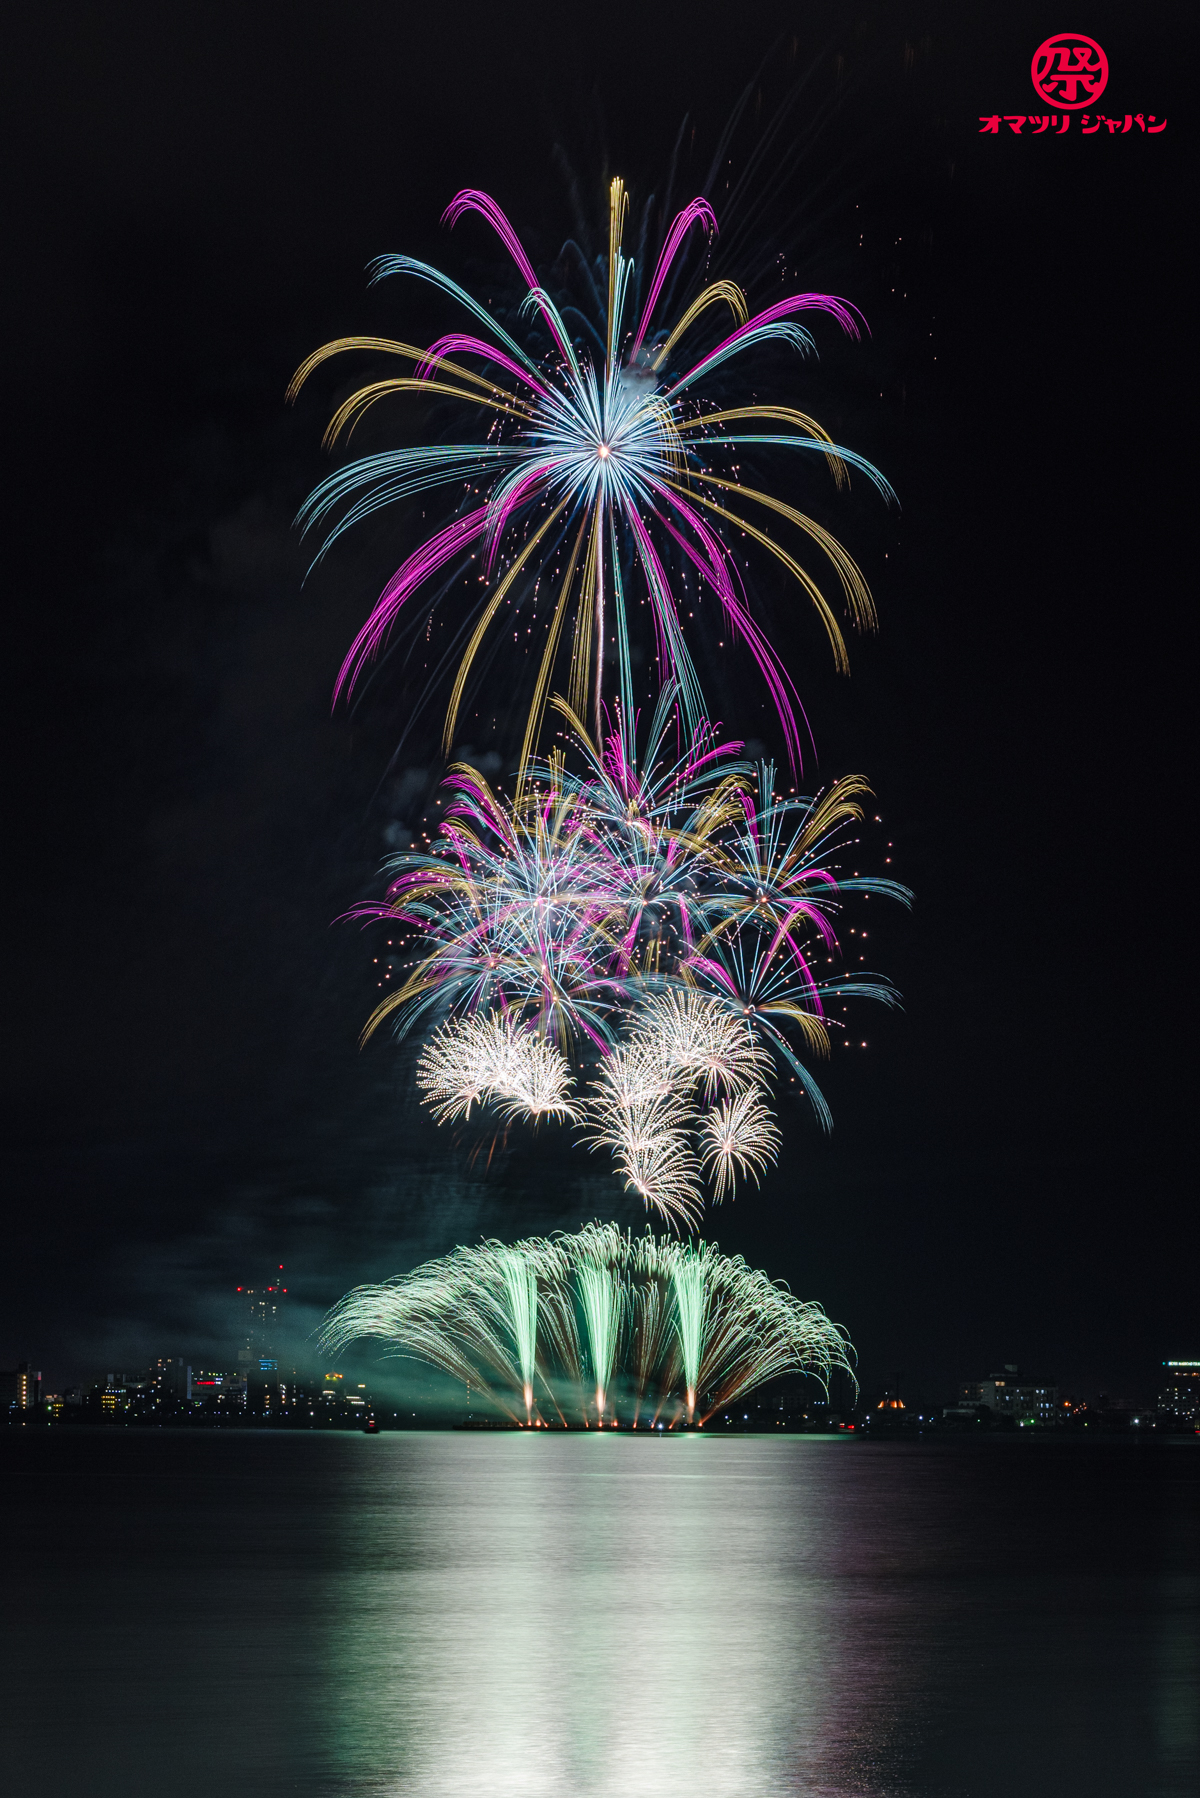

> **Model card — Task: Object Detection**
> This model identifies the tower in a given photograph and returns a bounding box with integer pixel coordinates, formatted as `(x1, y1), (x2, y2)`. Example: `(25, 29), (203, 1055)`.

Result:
(237, 1267), (287, 1414)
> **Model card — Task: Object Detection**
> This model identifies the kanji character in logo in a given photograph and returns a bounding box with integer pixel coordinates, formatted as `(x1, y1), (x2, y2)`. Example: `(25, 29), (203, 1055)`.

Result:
(1031, 33), (1109, 110)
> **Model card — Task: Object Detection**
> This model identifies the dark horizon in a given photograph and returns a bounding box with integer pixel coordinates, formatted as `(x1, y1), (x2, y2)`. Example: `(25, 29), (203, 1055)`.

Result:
(1, 2), (1191, 1404)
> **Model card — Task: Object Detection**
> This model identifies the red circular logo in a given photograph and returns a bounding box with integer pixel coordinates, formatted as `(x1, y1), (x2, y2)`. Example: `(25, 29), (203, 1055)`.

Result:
(1031, 33), (1109, 109)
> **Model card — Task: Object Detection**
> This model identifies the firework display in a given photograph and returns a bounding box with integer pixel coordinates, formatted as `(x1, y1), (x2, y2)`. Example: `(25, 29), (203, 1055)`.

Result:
(309, 174), (908, 1406)
(291, 181), (893, 765)
(414, 1012), (580, 1125)
(354, 698), (908, 1225)
(320, 1223), (853, 1427)
(293, 182), (906, 1217)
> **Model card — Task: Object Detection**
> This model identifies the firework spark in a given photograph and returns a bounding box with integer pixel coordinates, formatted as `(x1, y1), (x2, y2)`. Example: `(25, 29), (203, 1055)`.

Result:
(291, 181), (894, 766)
(296, 178), (911, 1230)
(586, 1076), (704, 1229)
(415, 1013), (580, 1124)
(355, 705), (908, 1224)
(701, 1089), (783, 1202)
(630, 988), (772, 1100)
(578, 992), (773, 1225)
(320, 1222), (855, 1426)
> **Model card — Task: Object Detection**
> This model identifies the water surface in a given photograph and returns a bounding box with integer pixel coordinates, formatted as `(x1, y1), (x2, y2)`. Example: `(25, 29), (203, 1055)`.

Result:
(2, 1430), (1196, 1795)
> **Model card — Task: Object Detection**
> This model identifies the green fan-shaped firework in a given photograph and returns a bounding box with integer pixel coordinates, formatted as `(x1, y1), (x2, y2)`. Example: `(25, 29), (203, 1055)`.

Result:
(320, 1221), (853, 1426)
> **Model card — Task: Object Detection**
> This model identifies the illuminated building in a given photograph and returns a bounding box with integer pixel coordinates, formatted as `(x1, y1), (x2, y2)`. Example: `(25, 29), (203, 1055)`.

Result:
(237, 1268), (288, 1414)
(93, 1375), (148, 1417)
(0, 1362), (42, 1412)
(958, 1364), (1018, 1412)
(149, 1357), (189, 1401)
(1010, 1383), (1060, 1426)
(187, 1369), (246, 1403)
(958, 1366), (1059, 1426)
(1158, 1361), (1200, 1425)
(239, 1268), (287, 1348)
(866, 1377), (911, 1432)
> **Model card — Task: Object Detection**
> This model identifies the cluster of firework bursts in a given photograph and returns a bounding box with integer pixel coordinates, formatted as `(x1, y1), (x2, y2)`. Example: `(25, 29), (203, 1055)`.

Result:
(417, 992), (780, 1226)
(302, 176), (908, 1406)
(388, 717), (907, 1227)
(320, 1224), (853, 1428)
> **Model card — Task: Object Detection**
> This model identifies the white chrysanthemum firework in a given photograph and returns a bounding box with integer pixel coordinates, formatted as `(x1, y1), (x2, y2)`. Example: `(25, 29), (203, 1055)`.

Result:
(496, 1030), (581, 1123)
(632, 988), (771, 1098)
(617, 1121), (703, 1229)
(584, 1071), (701, 1229)
(590, 1043), (673, 1113)
(701, 1089), (782, 1201)
(574, 994), (775, 1225)
(416, 1014), (579, 1125)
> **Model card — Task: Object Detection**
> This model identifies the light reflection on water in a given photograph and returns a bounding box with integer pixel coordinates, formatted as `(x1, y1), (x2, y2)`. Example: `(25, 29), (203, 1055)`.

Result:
(325, 1434), (879, 1797)
(2, 1430), (1197, 1797)
(314, 1432), (1198, 1798)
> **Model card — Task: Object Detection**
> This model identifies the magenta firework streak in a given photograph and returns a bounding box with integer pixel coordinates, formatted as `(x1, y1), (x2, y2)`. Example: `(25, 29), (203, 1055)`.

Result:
(289, 179), (894, 770)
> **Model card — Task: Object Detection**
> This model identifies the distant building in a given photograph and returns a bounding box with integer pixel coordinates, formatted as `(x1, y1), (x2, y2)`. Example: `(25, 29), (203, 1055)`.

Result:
(92, 1376), (143, 1417)
(107, 1372), (152, 1397)
(237, 1269), (288, 1412)
(959, 1363), (1020, 1413)
(149, 1357), (189, 1401)
(187, 1369), (247, 1402)
(0, 1362), (42, 1412)
(957, 1365), (1061, 1427)
(238, 1270), (286, 1355)
(1010, 1382), (1061, 1426)
(1158, 1361), (1200, 1425)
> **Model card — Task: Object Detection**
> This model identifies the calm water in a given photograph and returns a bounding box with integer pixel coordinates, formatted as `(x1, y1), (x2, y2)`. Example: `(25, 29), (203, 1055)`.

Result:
(2, 1430), (1196, 1796)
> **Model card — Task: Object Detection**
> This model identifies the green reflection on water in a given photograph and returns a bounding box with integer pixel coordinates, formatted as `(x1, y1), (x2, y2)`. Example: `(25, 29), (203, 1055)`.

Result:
(319, 1434), (855, 1797)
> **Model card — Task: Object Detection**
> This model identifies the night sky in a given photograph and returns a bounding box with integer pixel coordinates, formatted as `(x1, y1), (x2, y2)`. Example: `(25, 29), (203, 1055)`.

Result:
(2, 2), (1191, 1402)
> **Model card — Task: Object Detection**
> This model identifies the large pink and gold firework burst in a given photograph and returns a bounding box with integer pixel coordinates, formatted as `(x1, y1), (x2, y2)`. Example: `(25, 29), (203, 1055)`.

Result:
(291, 181), (894, 771)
